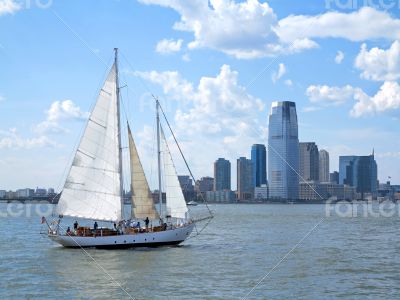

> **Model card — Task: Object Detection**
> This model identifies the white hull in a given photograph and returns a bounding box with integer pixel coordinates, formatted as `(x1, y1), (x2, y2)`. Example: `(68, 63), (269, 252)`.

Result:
(49, 223), (195, 249)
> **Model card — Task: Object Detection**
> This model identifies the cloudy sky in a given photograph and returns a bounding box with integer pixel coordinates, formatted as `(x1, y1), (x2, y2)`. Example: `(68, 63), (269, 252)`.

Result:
(1, 0), (400, 191)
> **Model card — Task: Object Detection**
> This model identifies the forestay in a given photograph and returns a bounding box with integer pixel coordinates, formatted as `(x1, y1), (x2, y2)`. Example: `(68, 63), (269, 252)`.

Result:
(56, 64), (122, 221)
(160, 127), (188, 219)
(128, 125), (160, 220)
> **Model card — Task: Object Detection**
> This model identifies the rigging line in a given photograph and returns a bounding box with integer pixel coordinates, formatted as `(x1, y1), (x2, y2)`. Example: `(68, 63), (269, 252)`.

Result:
(241, 218), (325, 300)
(56, 224), (136, 300)
(157, 100), (214, 217)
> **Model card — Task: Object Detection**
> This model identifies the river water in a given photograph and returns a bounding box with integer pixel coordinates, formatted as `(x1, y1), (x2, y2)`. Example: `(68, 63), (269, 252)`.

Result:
(0, 203), (399, 299)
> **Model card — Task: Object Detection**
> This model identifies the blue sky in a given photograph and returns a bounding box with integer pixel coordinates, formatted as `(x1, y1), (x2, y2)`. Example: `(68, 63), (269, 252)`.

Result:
(1, 0), (400, 191)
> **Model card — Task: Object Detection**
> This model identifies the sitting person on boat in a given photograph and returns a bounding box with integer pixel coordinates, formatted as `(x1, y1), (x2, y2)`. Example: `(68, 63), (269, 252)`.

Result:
(66, 226), (71, 235)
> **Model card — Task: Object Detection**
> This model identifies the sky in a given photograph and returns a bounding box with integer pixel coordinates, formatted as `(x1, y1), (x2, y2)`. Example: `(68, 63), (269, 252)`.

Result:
(0, 0), (400, 191)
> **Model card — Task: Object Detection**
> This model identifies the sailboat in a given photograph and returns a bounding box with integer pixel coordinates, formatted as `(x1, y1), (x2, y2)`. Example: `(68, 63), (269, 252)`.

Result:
(47, 49), (209, 248)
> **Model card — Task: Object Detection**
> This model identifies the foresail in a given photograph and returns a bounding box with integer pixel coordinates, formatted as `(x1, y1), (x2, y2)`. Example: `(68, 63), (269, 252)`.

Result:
(56, 64), (122, 222)
(128, 125), (159, 220)
(160, 127), (188, 219)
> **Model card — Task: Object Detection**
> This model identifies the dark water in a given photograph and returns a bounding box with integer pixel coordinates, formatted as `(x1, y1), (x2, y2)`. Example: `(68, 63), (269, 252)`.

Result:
(1, 203), (400, 299)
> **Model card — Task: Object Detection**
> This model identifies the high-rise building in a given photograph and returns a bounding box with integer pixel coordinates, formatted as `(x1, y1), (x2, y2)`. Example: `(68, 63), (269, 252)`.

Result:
(319, 150), (330, 182)
(195, 177), (214, 194)
(251, 144), (267, 187)
(268, 101), (299, 200)
(299, 142), (319, 182)
(178, 175), (195, 201)
(330, 171), (339, 184)
(237, 157), (253, 200)
(214, 158), (231, 191)
(339, 153), (378, 198)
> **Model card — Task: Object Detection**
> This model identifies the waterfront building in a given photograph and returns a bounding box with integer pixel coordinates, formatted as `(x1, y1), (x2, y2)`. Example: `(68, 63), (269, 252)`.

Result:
(213, 158), (231, 191)
(0, 190), (6, 198)
(251, 144), (267, 187)
(299, 182), (355, 201)
(319, 150), (330, 182)
(35, 187), (47, 197)
(299, 142), (319, 182)
(178, 175), (196, 201)
(237, 157), (253, 200)
(268, 101), (299, 200)
(205, 190), (235, 203)
(330, 171), (339, 184)
(254, 184), (268, 200)
(195, 177), (214, 197)
(339, 152), (378, 198)
(16, 188), (35, 198)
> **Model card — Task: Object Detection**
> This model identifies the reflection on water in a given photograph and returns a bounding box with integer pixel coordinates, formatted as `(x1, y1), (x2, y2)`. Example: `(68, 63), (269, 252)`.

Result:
(1, 203), (400, 299)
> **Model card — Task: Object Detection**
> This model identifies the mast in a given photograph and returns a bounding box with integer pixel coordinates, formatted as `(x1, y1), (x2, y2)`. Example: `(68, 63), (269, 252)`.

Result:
(156, 99), (163, 217)
(115, 48), (125, 220)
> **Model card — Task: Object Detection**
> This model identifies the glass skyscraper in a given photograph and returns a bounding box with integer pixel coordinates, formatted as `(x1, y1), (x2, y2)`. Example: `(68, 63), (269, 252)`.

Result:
(251, 144), (267, 187)
(339, 153), (378, 198)
(237, 157), (253, 200)
(268, 101), (299, 200)
(214, 158), (231, 191)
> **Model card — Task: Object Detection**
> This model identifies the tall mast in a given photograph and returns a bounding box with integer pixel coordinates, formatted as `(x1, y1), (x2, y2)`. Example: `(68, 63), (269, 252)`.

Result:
(114, 48), (125, 220)
(156, 99), (163, 217)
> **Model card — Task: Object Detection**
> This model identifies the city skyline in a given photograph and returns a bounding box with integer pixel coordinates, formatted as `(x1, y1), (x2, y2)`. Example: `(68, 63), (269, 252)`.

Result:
(1, 1), (400, 191)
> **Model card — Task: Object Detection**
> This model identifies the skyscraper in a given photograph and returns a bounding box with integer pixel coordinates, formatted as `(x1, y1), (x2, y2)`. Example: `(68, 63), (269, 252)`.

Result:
(237, 157), (253, 200)
(299, 142), (319, 182)
(251, 144), (267, 187)
(268, 101), (299, 200)
(214, 158), (231, 191)
(339, 153), (378, 198)
(319, 150), (330, 182)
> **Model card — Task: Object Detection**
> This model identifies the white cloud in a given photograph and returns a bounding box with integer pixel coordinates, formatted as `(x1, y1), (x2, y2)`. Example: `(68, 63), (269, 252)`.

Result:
(0, 0), (20, 16)
(0, 95), (5, 102)
(139, 2), (400, 59)
(306, 84), (363, 105)
(277, 7), (400, 43)
(135, 64), (267, 186)
(335, 50), (344, 64)
(35, 100), (88, 134)
(351, 81), (400, 117)
(306, 81), (400, 117)
(284, 79), (293, 86)
(182, 53), (190, 62)
(271, 63), (286, 83)
(302, 106), (321, 113)
(155, 38), (183, 54)
(0, 128), (58, 149)
(355, 41), (400, 81)
(139, 0), (315, 59)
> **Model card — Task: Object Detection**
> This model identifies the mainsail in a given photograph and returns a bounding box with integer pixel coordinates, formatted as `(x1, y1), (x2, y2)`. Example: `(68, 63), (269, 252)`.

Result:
(160, 127), (188, 219)
(128, 125), (159, 220)
(56, 64), (122, 221)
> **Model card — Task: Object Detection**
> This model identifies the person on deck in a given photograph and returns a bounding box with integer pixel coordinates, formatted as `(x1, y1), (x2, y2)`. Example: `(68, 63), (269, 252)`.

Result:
(144, 217), (149, 230)
(94, 221), (98, 230)
(73, 221), (78, 231)
(66, 227), (71, 235)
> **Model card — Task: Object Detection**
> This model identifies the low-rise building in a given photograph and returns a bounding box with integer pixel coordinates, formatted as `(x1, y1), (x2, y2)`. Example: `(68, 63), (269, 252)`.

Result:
(205, 190), (235, 203)
(254, 184), (268, 200)
(299, 182), (355, 201)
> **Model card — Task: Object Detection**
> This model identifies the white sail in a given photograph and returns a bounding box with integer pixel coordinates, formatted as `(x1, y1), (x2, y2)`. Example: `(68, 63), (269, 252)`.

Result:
(56, 64), (122, 222)
(128, 125), (159, 220)
(160, 127), (188, 219)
